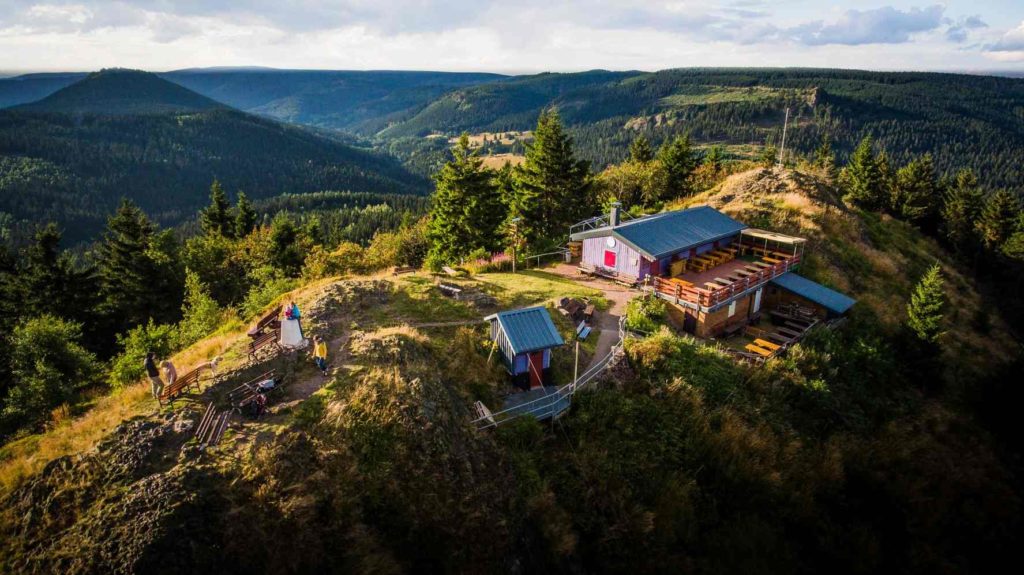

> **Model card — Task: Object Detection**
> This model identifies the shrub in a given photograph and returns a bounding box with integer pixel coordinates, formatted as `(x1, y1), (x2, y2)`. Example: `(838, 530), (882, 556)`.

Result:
(108, 320), (176, 389)
(2, 315), (99, 434)
(240, 276), (300, 320)
(175, 269), (226, 348)
(624, 295), (668, 333)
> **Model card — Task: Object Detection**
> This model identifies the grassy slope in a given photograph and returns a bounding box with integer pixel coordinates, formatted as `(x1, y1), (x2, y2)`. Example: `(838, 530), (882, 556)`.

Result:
(0, 270), (602, 495)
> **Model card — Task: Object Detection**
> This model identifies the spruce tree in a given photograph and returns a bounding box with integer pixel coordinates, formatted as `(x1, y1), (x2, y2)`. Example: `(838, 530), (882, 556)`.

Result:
(234, 191), (258, 237)
(906, 264), (946, 344)
(97, 199), (182, 334)
(427, 135), (503, 265)
(629, 135), (655, 163)
(842, 136), (884, 209)
(890, 154), (939, 226)
(200, 179), (234, 238)
(658, 134), (700, 198)
(705, 146), (724, 174)
(814, 136), (836, 178)
(976, 189), (1021, 252)
(940, 169), (984, 251)
(510, 109), (592, 247)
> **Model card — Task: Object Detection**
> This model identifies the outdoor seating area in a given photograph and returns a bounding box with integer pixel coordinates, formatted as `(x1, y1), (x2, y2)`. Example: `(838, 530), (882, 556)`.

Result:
(228, 369), (280, 415)
(729, 303), (820, 362)
(157, 365), (205, 405)
(653, 249), (801, 309)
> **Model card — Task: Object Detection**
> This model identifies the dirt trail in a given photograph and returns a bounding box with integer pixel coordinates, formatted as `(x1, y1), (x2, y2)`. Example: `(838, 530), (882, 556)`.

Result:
(548, 263), (636, 370)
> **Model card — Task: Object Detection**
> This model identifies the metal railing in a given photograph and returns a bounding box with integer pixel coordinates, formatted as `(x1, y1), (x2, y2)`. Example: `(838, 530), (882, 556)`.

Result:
(473, 315), (628, 430)
(568, 211), (637, 236)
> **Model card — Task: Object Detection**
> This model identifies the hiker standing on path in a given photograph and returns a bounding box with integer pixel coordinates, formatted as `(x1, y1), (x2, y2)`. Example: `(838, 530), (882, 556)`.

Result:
(311, 336), (329, 376)
(145, 352), (164, 400)
(161, 359), (177, 388)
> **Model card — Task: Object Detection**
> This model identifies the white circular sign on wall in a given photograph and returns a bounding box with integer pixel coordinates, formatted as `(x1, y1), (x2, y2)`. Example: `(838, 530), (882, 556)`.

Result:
(606, 236), (616, 248)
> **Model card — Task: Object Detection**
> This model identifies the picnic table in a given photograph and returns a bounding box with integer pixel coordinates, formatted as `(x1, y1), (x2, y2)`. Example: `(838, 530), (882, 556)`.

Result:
(744, 343), (774, 357)
(704, 282), (720, 291)
(752, 261), (772, 269)
(762, 257), (783, 264)
(713, 277), (732, 286)
(753, 338), (781, 351)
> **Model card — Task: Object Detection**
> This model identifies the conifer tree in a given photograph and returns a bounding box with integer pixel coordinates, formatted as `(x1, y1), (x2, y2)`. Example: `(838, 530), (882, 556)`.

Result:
(976, 189), (1021, 252)
(629, 135), (655, 163)
(759, 145), (779, 169)
(658, 134), (700, 197)
(97, 199), (182, 333)
(814, 136), (836, 178)
(705, 146), (724, 174)
(200, 179), (234, 238)
(269, 213), (304, 277)
(940, 169), (984, 251)
(906, 264), (946, 344)
(234, 191), (258, 237)
(510, 109), (592, 247)
(890, 154), (939, 226)
(427, 135), (503, 265)
(841, 136), (885, 209)
(17, 225), (96, 321)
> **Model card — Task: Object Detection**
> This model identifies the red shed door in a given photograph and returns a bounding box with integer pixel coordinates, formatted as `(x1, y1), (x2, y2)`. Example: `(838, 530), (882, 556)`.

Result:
(603, 250), (617, 268)
(528, 351), (544, 389)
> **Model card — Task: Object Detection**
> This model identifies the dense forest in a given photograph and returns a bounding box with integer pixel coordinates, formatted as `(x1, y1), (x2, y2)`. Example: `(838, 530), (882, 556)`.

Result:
(0, 71), (429, 243)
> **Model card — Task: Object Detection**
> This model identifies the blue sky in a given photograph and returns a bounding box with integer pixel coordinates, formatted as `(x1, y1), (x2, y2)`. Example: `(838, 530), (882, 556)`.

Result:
(1, 1), (1023, 73)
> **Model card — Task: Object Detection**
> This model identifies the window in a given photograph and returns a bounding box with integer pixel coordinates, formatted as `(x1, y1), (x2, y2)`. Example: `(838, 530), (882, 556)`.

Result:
(728, 301), (737, 317)
(604, 250), (617, 268)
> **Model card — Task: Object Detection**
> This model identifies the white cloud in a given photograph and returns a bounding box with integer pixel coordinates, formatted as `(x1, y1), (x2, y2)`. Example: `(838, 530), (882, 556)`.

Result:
(785, 5), (946, 46)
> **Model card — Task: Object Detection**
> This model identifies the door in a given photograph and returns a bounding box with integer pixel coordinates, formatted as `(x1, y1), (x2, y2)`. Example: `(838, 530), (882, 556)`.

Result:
(528, 352), (545, 389)
(603, 250), (617, 269)
(683, 311), (697, 334)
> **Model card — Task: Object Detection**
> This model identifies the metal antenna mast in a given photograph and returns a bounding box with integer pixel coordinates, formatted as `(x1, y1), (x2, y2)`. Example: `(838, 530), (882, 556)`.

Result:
(777, 107), (790, 169)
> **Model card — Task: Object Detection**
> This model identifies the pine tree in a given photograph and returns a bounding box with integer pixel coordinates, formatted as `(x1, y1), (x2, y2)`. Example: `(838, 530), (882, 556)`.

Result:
(269, 213), (304, 277)
(234, 191), (258, 237)
(629, 135), (655, 163)
(1000, 212), (1024, 261)
(658, 134), (700, 198)
(97, 199), (182, 334)
(906, 264), (946, 344)
(940, 169), (984, 251)
(200, 179), (234, 238)
(841, 136), (885, 209)
(427, 135), (504, 265)
(814, 136), (836, 178)
(510, 109), (592, 247)
(890, 154), (939, 226)
(705, 146), (724, 174)
(759, 145), (778, 169)
(976, 189), (1021, 252)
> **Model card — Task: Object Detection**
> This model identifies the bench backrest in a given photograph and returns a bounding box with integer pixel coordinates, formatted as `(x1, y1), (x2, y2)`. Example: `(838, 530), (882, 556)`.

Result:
(250, 330), (278, 349)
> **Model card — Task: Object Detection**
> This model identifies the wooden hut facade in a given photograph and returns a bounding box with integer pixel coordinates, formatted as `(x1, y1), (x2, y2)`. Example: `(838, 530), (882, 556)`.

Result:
(486, 307), (565, 390)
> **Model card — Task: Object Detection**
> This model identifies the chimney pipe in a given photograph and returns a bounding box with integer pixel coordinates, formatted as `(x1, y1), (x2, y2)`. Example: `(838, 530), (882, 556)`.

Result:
(610, 202), (621, 227)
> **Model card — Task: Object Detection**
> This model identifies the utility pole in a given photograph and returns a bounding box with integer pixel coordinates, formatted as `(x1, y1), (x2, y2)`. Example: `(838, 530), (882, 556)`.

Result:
(573, 339), (580, 391)
(510, 217), (521, 274)
(778, 107), (790, 169)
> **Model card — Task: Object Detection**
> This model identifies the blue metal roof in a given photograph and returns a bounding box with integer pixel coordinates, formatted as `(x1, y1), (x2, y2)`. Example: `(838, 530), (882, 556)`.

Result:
(487, 306), (565, 355)
(571, 206), (747, 259)
(770, 273), (857, 315)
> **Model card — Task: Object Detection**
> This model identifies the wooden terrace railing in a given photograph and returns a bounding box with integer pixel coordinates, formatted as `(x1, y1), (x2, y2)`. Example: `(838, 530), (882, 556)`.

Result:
(652, 251), (801, 309)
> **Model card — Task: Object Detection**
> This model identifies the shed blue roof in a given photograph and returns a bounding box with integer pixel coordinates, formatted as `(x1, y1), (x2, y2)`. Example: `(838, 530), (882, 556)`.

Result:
(570, 206), (747, 259)
(486, 306), (565, 355)
(770, 273), (856, 315)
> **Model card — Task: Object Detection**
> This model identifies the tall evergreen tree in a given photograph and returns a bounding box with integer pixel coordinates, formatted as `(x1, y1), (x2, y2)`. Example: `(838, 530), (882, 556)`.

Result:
(97, 199), (182, 334)
(976, 189), (1021, 252)
(269, 213), (304, 277)
(814, 136), (836, 178)
(890, 154), (939, 227)
(906, 264), (946, 344)
(705, 146), (724, 174)
(658, 134), (700, 198)
(234, 191), (258, 238)
(510, 110), (592, 247)
(940, 169), (984, 251)
(629, 135), (655, 163)
(427, 135), (504, 265)
(841, 136), (885, 209)
(200, 179), (234, 238)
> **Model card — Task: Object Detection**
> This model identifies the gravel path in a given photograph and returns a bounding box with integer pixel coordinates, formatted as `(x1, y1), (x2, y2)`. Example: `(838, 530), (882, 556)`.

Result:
(548, 264), (637, 370)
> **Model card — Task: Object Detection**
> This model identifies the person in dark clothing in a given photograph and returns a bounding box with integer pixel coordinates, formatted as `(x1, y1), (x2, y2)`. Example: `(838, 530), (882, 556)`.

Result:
(145, 351), (164, 400)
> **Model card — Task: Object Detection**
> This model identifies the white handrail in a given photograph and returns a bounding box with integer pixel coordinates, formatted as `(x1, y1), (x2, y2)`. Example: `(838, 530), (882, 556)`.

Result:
(473, 315), (628, 430)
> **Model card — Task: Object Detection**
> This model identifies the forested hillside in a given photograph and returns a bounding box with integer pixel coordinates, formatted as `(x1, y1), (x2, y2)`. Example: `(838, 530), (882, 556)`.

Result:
(381, 69), (1024, 193)
(0, 71), (429, 242)
(13, 69), (225, 114)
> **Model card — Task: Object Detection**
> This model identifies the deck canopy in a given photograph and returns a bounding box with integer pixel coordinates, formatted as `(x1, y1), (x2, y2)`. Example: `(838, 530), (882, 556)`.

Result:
(569, 206), (746, 260)
(740, 228), (806, 245)
(485, 306), (565, 356)
(770, 273), (856, 315)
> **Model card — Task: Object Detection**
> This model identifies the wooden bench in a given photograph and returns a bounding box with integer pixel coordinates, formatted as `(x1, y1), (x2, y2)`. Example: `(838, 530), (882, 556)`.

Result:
(704, 282), (720, 291)
(392, 265), (417, 275)
(442, 265), (460, 276)
(583, 304), (595, 321)
(753, 338), (781, 351)
(714, 277), (732, 286)
(762, 257), (783, 264)
(752, 261), (772, 269)
(247, 307), (281, 339)
(765, 332), (792, 345)
(158, 366), (204, 405)
(247, 330), (281, 362)
(194, 402), (231, 450)
(745, 343), (774, 357)
(229, 370), (278, 414)
(576, 321), (592, 340)
(722, 322), (746, 338)
(438, 283), (463, 298)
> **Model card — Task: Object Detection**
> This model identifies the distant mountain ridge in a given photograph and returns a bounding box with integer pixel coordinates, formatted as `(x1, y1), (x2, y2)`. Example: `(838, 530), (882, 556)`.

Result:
(0, 70), (428, 242)
(13, 69), (226, 114)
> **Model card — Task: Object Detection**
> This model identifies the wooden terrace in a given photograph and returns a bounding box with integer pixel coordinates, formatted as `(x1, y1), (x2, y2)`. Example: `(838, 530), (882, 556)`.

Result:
(652, 239), (803, 310)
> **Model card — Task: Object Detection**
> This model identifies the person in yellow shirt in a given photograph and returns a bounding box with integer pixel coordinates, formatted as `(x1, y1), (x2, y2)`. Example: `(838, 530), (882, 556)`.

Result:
(311, 335), (329, 376)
